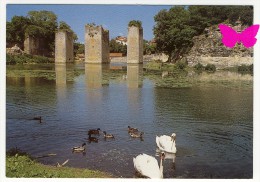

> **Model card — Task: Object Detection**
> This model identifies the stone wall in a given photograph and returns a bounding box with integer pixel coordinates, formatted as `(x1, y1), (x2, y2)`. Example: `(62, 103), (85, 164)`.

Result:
(24, 36), (49, 56)
(85, 25), (110, 63)
(186, 25), (253, 68)
(55, 31), (74, 63)
(127, 26), (143, 64)
(187, 56), (253, 69)
(24, 36), (40, 55)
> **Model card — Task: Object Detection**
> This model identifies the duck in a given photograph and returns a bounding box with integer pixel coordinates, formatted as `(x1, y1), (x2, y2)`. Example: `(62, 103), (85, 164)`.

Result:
(88, 134), (98, 143)
(103, 131), (115, 138)
(156, 133), (177, 154)
(133, 152), (165, 178)
(88, 128), (101, 135)
(128, 126), (138, 133)
(33, 116), (42, 123)
(129, 132), (144, 138)
(72, 143), (86, 152)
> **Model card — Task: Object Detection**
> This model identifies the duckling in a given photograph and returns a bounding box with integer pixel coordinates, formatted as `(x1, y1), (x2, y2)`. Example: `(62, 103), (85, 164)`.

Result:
(128, 126), (138, 133)
(88, 134), (98, 143)
(72, 143), (86, 152)
(103, 131), (115, 139)
(130, 132), (144, 138)
(88, 128), (101, 135)
(33, 116), (42, 123)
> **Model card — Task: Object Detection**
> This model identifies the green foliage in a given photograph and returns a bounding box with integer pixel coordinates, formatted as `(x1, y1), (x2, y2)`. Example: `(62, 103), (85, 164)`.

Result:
(154, 6), (197, 62)
(7, 10), (78, 55)
(6, 54), (53, 65)
(74, 42), (85, 55)
(143, 40), (157, 55)
(109, 39), (127, 56)
(205, 64), (216, 72)
(128, 20), (142, 28)
(6, 16), (31, 48)
(175, 60), (187, 70)
(153, 6), (253, 62)
(58, 21), (78, 41)
(194, 63), (205, 71)
(238, 64), (253, 74)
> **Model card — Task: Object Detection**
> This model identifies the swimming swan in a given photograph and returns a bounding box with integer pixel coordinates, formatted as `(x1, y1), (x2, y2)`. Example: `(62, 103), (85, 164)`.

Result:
(156, 133), (177, 154)
(133, 152), (165, 178)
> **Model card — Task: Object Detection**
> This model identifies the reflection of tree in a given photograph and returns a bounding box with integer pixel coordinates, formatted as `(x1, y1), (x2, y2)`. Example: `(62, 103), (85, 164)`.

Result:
(154, 86), (253, 123)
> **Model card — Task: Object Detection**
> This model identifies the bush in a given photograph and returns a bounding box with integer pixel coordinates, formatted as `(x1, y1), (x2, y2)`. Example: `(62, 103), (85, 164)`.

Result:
(205, 64), (216, 72)
(6, 53), (53, 65)
(175, 60), (187, 70)
(238, 64), (253, 74)
(128, 20), (142, 28)
(194, 63), (204, 71)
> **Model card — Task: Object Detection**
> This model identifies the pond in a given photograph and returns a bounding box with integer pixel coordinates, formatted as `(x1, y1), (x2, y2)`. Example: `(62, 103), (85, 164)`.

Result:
(6, 63), (253, 178)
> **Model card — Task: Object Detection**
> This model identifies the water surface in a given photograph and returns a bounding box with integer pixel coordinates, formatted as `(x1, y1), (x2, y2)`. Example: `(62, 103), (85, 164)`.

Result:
(6, 63), (253, 178)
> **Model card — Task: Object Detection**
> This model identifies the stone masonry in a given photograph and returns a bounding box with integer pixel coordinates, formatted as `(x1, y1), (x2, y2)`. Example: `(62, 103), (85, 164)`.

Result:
(55, 31), (74, 63)
(85, 25), (109, 63)
(127, 26), (143, 64)
(24, 36), (41, 55)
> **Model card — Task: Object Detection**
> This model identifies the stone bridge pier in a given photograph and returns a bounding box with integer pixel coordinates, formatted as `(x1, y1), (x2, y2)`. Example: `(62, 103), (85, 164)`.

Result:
(127, 26), (143, 64)
(55, 30), (74, 63)
(85, 25), (110, 64)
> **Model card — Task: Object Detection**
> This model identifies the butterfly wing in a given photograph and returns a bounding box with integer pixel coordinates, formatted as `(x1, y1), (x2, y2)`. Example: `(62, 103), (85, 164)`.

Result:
(240, 24), (259, 48)
(219, 24), (238, 48)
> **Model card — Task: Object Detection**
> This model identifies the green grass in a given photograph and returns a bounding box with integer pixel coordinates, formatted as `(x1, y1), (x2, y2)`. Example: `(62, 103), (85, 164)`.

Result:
(6, 53), (54, 65)
(6, 153), (114, 178)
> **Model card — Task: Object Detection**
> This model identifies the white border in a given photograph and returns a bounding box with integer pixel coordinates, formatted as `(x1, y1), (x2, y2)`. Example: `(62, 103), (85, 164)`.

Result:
(1, 1), (260, 182)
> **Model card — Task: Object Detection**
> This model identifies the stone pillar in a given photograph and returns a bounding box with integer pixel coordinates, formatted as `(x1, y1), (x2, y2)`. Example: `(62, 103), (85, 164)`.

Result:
(55, 31), (74, 63)
(127, 26), (143, 64)
(85, 25), (110, 64)
(24, 35), (40, 55)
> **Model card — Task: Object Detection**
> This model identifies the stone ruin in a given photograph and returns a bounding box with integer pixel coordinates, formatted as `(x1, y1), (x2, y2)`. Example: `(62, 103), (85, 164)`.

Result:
(127, 26), (143, 64)
(6, 44), (24, 55)
(85, 25), (110, 64)
(55, 30), (74, 63)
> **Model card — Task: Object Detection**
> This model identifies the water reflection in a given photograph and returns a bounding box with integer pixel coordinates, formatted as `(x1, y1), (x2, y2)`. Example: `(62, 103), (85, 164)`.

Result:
(85, 64), (103, 89)
(55, 63), (67, 86)
(55, 63), (67, 112)
(127, 64), (143, 116)
(127, 64), (143, 88)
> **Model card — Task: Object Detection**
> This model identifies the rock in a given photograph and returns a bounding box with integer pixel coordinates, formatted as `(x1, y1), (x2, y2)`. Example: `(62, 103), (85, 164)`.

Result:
(6, 44), (24, 55)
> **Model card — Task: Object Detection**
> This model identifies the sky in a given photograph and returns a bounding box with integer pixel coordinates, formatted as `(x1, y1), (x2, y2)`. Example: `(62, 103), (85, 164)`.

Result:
(6, 4), (172, 43)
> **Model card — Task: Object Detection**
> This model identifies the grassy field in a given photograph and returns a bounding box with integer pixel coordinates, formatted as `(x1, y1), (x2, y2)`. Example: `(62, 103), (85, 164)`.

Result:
(6, 152), (114, 178)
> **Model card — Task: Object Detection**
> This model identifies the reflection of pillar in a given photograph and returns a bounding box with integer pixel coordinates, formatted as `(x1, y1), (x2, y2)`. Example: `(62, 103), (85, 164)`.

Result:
(55, 64), (67, 86)
(85, 64), (103, 89)
(127, 64), (143, 88)
(127, 26), (143, 64)
(55, 64), (67, 113)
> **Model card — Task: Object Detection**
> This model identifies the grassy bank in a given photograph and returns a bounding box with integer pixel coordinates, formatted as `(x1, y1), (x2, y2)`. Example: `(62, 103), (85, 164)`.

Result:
(6, 151), (114, 178)
(6, 53), (54, 65)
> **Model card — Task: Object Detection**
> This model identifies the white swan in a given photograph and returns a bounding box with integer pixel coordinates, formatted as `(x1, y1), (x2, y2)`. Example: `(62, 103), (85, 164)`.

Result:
(156, 133), (177, 154)
(133, 152), (165, 178)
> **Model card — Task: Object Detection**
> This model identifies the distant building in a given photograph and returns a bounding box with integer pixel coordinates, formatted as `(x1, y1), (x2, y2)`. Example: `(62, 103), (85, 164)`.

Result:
(115, 36), (127, 45)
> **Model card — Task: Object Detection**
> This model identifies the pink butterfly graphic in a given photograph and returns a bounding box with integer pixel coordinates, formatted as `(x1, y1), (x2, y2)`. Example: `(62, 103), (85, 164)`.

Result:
(219, 24), (259, 48)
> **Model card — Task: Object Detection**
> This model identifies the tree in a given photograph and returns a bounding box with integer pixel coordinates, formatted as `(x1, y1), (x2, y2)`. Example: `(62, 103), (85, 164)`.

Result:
(58, 21), (78, 41)
(74, 42), (84, 56)
(153, 6), (196, 62)
(109, 39), (127, 56)
(6, 16), (30, 48)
